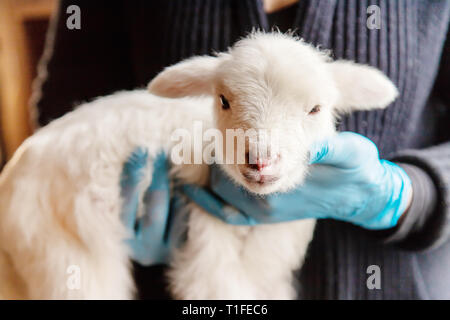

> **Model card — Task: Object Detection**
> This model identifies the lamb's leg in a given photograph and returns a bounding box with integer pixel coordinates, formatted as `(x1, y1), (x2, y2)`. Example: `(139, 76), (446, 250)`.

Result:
(3, 224), (134, 299)
(0, 174), (135, 299)
(168, 208), (258, 299)
(0, 250), (26, 299)
(240, 219), (316, 299)
(168, 207), (316, 300)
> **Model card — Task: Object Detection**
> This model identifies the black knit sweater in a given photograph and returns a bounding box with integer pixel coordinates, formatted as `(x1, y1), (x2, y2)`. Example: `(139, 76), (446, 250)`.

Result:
(36, 0), (450, 299)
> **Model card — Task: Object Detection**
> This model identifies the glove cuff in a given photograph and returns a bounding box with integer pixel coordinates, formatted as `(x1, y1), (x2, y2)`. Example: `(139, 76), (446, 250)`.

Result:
(383, 163), (438, 245)
(391, 161), (414, 227)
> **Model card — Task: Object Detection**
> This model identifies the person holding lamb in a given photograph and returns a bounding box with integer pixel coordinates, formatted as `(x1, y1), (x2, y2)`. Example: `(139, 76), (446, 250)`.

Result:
(35, 0), (450, 299)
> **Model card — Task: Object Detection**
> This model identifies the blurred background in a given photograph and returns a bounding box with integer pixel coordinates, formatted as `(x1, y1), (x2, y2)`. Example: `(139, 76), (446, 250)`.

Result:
(0, 0), (57, 169)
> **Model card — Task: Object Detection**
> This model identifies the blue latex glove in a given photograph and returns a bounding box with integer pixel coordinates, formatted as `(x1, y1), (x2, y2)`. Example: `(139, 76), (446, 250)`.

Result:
(180, 132), (412, 230)
(120, 149), (188, 265)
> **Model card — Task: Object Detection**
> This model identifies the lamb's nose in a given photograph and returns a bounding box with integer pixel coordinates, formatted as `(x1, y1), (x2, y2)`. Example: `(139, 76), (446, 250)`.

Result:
(247, 160), (269, 171)
(245, 152), (279, 171)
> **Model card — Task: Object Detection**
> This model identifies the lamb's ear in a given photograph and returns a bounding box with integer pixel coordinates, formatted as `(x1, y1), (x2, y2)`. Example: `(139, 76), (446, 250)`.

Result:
(330, 60), (398, 113)
(148, 56), (220, 98)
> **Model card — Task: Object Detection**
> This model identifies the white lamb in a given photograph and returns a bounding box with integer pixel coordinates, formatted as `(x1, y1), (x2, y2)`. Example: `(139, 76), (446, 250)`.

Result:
(0, 32), (397, 299)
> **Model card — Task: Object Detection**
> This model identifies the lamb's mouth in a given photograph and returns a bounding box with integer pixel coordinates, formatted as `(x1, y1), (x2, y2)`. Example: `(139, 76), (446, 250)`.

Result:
(241, 172), (280, 185)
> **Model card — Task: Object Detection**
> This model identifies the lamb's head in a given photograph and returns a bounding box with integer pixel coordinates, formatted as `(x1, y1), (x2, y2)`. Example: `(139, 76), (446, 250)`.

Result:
(148, 32), (398, 194)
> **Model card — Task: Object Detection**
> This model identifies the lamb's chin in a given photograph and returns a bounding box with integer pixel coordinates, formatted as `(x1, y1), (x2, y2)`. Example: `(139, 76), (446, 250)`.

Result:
(241, 180), (285, 195)
(246, 169), (308, 195)
(221, 165), (308, 196)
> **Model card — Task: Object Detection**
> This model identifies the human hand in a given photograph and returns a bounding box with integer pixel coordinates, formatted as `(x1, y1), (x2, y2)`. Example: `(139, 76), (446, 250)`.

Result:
(120, 149), (188, 265)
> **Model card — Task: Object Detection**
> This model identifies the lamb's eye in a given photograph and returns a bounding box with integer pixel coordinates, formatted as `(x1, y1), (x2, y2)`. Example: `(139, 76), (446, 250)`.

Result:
(220, 94), (230, 110)
(309, 105), (321, 115)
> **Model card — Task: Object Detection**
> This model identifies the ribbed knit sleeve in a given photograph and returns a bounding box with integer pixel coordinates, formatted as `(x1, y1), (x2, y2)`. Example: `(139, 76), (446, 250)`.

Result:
(391, 143), (450, 250)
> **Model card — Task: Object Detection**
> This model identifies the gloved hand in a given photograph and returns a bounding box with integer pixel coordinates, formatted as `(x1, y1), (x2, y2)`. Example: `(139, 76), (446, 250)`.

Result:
(180, 132), (413, 230)
(120, 148), (188, 265)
